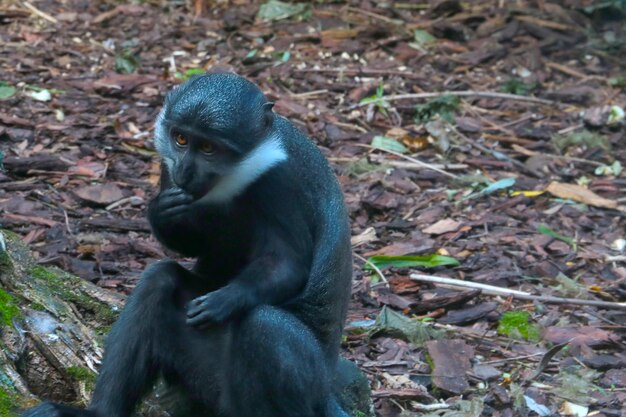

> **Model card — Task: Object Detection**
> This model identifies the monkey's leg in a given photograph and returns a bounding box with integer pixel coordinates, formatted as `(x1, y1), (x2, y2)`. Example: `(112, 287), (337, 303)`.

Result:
(220, 305), (346, 417)
(21, 260), (203, 417)
(89, 259), (215, 417)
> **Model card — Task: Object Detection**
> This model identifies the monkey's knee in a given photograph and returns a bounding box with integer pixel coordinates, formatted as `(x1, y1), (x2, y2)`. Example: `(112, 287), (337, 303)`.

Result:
(226, 307), (330, 416)
(114, 260), (191, 324)
(132, 259), (185, 300)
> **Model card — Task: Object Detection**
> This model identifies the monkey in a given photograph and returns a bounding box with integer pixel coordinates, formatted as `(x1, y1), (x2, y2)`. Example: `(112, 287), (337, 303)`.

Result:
(21, 72), (355, 417)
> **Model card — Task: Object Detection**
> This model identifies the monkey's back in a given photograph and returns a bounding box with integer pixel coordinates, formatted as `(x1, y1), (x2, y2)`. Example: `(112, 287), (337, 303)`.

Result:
(271, 116), (353, 359)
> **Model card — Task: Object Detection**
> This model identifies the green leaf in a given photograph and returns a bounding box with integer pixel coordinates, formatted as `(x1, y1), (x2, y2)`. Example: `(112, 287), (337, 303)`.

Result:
(537, 224), (576, 250)
(462, 177), (516, 200)
(413, 29), (436, 46)
(115, 49), (139, 74)
(365, 254), (460, 270)
(608, 76), (626, 89)
(414, 95), (460, 124)
(257, 0), (310, 22)
(175, 68), (206, 81)
(0, 83), (16, 100)
(186, 68), (206, 77)
(552, 129), (610, 153)
(608, 105), (625, 124)
(497, 311), (541, 341)
(500, 78), (538, 96)
(245, 49), (258, 59)
(370, 306), (444, 346)
(595, 160), (623, 176)
(360, 82), (389, 115)
(371, 136), (408, 154)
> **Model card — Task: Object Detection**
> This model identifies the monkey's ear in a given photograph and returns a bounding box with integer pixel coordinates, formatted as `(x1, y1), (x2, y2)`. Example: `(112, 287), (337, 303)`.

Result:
(263, 102), (275, 128)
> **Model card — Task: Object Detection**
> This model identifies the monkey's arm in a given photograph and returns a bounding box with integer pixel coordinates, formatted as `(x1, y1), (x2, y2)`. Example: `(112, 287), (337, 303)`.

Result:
(186, 227), (308, 328)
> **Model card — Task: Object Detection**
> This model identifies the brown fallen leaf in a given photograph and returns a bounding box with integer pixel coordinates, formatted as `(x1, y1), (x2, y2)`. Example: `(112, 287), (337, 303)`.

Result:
(542, 326), (620, 348)
(74, 183), (125, 206)
(425, 339), (474, 395)
(422, 218), (461, 235)
(546, 182), (623, 211)
(94, 74), (158, 94)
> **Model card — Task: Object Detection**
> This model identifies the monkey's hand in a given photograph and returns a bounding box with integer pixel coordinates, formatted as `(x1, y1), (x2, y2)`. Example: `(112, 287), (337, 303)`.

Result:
(148, 188), (198, 254)
(150, 188), (194, 226)
(186, 284), (253, 329)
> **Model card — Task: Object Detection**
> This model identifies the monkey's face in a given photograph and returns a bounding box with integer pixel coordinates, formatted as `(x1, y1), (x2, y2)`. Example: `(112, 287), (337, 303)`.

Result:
(154, 72), (284, 203)
(162, 127), (242, 199)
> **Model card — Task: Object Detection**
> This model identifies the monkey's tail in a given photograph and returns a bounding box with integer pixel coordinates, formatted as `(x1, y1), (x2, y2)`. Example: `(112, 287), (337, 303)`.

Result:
(325, 396), (351, 417)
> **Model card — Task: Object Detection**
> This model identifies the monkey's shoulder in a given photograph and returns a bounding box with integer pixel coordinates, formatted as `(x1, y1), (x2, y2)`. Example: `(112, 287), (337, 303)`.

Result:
(272, 117), (341, 195)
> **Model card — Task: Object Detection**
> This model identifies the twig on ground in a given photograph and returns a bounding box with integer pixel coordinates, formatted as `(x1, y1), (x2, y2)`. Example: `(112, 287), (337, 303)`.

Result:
(511, 144), (605, 167)
(410, 273), (626, 311)
(356, 144), (458, 179)
(294, 67), (423, 80)
(557, 123), (585, 135)
(289, 89), (328, 98)
(370, 157), (469, 171)
(355, 253), (389, 289)
(349, 91), (558, 110)
(345, 6), (404, 25)
(449, 125), (541, 178)
(546, 62), (586, 79)
(23, 1), (58, 23)
(410, 402), (452, 411)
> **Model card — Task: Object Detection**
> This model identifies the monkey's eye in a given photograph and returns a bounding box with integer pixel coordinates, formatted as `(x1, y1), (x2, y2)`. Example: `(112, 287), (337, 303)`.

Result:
(199, 142), (215, 154)
(174, 134), (188, 147)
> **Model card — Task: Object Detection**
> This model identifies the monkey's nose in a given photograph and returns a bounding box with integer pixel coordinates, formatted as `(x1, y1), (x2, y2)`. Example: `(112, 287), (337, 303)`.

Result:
(184, 174), (220, 200)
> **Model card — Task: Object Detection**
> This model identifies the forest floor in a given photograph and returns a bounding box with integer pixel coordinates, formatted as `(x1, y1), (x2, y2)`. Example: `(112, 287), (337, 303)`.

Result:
(1, 0), (625, 416)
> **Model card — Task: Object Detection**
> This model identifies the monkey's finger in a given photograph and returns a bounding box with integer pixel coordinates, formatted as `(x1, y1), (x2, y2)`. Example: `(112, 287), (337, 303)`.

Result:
(159, 194), (194, 209)
(186, 311), (216, 327)
(189, 295), (208, 306)
(186, 300), (207, 318)
(162, 187), (191, 196)
(161, 206), (190, 218)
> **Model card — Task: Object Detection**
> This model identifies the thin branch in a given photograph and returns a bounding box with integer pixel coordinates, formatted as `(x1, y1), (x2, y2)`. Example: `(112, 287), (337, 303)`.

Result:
(370, 157), (469, 171)
(448, 124), (541, 179)
(410, 273), (626, 311)
(349, 91), (558, 110)
(345, 6), (404, 25)
(356, 144), (458, 179)
(354, 253), (389, 289)
(289, 89), (328, 99)
(23, 1), (58, 23)
(511, 144), (605, 167)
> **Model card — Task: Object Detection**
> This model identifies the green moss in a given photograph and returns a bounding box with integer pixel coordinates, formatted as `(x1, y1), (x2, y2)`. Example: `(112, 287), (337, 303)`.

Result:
(30, 265), (64, 283)
(0, 289), (20, 328)
(66, 366), (97, 392)
(497, 311), (541, 342)
(0, 251), (11, 271)
(30, 266), (118, 327)
(0, 388), (17, 417)
(30, 303), (46, 311)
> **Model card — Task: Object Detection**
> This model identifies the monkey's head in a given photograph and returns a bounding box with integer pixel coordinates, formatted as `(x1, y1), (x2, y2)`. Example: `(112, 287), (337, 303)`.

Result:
(155, 72), (285, 202)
